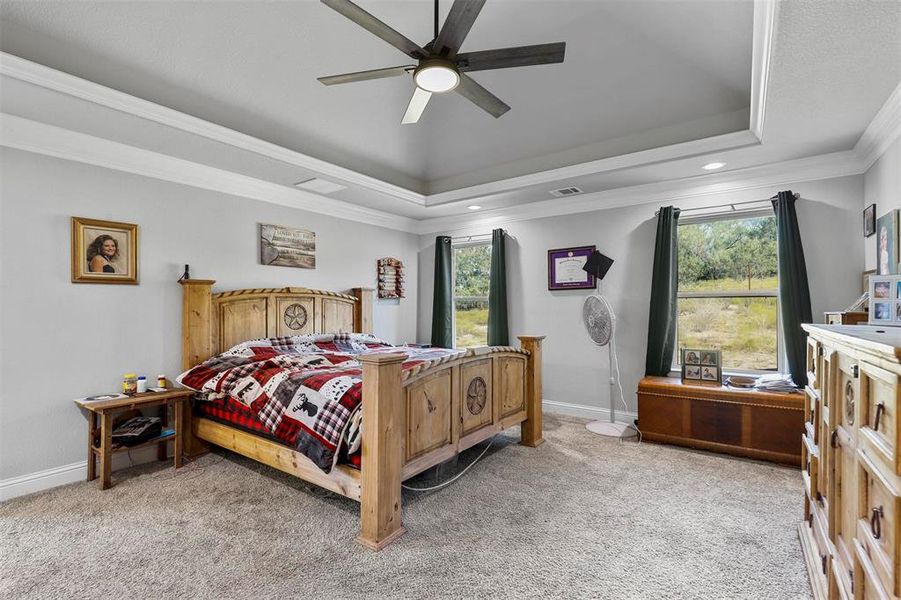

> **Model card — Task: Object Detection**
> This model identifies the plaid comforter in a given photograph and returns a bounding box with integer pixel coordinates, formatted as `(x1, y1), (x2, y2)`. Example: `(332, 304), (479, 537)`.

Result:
(177, 334), (463, 472)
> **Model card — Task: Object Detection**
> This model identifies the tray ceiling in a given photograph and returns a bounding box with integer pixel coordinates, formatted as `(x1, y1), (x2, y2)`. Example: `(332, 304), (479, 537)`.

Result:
(0, 0), (752, 192)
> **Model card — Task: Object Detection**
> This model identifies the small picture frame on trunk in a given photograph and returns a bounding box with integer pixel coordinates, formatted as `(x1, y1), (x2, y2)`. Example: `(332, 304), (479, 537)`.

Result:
(681, 348), (721, 385)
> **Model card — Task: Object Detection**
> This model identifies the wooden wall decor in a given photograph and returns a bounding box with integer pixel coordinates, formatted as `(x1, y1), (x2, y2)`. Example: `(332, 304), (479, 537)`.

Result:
(377, 257), (405, 299)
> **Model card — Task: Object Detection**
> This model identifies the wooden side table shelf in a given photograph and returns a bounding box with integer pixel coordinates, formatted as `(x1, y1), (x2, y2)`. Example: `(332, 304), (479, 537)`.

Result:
(74, 389), (194, 490)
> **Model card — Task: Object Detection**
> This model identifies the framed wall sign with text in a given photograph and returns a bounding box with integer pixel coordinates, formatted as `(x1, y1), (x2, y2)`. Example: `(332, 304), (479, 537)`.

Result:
(548, 246), (597, 290)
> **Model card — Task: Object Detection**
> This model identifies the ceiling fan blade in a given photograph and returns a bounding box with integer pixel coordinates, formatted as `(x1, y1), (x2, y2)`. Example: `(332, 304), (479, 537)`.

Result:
(318, 65), (413, 86)
(321, 0), (427, 60)
(455, 74), (510, 118)
(432, 0), (486, 57)
(402, 87), (432, 124)
(456, 42), (566, 72)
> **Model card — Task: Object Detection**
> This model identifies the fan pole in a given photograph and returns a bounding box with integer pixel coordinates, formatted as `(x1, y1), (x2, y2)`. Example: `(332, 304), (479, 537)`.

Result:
(434, 0), (439, 39)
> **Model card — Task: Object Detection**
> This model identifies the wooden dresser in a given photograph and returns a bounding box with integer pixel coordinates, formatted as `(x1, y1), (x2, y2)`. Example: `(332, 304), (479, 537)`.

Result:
(637, 376), (803, 466)
(801, 324), (901, 600)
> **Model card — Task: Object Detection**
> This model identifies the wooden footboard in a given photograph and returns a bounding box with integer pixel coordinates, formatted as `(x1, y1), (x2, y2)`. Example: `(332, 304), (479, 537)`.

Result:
(356, 336), (545, 550)
(180, 280), (544, 551)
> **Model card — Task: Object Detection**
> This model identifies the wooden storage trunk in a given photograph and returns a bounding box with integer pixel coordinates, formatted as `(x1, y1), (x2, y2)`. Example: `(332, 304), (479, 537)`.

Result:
(636, 376), (804, 466)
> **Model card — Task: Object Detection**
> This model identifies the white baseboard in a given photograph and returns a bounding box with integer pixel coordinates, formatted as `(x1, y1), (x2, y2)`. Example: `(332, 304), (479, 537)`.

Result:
(1, 445), (164, 502)
(0, 461), (86, 501)
(543, 399), (637, 423)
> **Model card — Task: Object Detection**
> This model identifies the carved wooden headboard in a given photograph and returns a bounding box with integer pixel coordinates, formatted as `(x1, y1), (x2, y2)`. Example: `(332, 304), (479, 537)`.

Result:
(179, 280), (374, 370)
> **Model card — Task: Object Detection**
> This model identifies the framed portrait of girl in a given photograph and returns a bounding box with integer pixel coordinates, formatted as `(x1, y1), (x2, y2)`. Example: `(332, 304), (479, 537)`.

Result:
(71, 217), (139, 284)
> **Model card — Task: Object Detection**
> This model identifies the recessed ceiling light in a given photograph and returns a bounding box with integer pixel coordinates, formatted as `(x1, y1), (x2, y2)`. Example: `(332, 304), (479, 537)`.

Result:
(467, 205), (482, 210)
(702, 162), (726, 171)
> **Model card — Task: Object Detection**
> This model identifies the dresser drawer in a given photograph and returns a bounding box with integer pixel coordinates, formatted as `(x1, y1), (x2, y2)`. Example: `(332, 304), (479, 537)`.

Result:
(855, 536), (893, 600)
(831, 546), (855, 600)
(859, 361), (901, 475)
(857, 448), (901, 597)
(803, 433), (819, 502)
(808, 337), (822, 393)
(806, 387), (821, 446)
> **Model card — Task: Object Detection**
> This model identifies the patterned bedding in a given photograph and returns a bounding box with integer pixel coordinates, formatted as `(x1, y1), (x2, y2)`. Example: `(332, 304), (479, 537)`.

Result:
(177, 334), (463, 472)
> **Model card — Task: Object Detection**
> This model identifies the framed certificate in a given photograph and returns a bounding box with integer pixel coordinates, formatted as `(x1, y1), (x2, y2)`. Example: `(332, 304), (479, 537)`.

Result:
(547, 246), (597, 290)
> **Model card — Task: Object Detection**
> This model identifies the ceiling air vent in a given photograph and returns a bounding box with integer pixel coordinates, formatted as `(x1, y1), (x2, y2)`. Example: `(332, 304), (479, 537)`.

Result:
(294, 178), (347, 194)
(549, 186), (584, 198)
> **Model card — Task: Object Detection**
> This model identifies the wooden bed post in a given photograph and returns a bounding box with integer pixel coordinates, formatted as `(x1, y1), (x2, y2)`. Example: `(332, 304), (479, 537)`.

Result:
(179, 279), (215, 458)
(357, 352), (406, 551)
(518, 335), (546, 447)
(352, 287), (374, 334)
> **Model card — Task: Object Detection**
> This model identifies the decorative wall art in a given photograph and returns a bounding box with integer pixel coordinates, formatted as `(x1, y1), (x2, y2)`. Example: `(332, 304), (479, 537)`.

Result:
(377, 257), (405, 299)
(877, 210), (899, 274)
(547, 245), (597, 290)
(864, 203), (876, 237)
(71, 217), (138, 284)
(260, 224), (315, 269)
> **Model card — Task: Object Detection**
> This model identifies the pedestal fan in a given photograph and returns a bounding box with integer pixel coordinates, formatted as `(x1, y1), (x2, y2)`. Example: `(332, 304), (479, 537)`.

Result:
(581, 251), (637, 439)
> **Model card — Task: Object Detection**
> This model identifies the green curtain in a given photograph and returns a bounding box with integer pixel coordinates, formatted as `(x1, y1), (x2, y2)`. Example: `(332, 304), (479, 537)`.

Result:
(488, 228), (509, 346)
(772, 190), (812, 387)
(645, 206), (681, 376)
(431, 236), (454, 348)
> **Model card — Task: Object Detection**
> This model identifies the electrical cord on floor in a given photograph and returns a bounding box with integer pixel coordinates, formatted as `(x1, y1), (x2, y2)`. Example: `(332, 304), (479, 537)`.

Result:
(605, 297), (643, 444)
(401, 436), (496, 492)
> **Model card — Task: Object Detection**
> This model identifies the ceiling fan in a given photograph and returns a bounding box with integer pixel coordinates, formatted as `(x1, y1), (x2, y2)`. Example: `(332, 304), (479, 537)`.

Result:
(318, 0), (566, 124)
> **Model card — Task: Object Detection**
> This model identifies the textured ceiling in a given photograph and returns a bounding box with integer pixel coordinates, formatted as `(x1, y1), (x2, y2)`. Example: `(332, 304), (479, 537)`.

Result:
(0, 0), (752, 191)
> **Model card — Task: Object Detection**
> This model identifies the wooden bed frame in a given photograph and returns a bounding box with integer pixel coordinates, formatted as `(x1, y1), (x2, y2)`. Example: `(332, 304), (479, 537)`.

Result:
(179, 279), (545, 550)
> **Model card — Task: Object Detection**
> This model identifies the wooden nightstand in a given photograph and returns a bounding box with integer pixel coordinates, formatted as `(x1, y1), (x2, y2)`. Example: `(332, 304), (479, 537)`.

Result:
(74, 389), (193, 490)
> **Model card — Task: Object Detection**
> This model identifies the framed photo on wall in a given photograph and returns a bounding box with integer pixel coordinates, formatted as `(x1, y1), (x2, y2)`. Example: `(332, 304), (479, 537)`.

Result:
(547, 246), (596, 290)
(877, 209), (899, 274)
(71, 217), (138, 284)
(864, 204), (876, 237)
(260, 223), (316, 269)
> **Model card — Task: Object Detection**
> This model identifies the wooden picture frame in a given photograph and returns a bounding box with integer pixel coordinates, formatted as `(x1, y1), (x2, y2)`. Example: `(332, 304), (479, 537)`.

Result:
(71, 217), (138, 284)
(864, 203), (876, 237)
(547, 245), (596, 290)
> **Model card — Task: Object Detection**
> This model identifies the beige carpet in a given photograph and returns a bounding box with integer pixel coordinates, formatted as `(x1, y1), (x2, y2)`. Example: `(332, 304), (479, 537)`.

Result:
(1, 415), (811, 599)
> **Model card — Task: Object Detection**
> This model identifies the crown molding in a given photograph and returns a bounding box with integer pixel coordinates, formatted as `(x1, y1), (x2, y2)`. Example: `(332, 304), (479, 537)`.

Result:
(414, 150), (866, 234)
(855, 79), (901, 170)
(0, 50), (767, 211)
(0, 113), (418, 233)
(749, 0), (777, 141)
(0, 52), (429, 206)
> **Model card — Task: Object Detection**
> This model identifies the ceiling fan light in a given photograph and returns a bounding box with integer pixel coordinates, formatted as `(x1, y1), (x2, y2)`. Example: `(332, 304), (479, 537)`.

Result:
(414, 61), (460, 93)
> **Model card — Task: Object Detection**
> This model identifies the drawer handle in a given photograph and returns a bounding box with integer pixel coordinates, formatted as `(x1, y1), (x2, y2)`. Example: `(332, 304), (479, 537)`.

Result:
(831, 429), (839, 449)
(821, 554), (827, 575)
(871, 506), (884, 540)
(874, 402), (886, 432)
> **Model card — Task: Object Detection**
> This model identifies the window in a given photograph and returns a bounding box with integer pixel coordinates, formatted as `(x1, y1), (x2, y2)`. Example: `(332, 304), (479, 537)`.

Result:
(676, 214), (779, 372)
(453, 243), (491, 348)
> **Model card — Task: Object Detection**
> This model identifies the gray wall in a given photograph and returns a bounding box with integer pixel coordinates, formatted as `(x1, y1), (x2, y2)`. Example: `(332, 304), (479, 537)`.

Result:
(864, 135), (901, 270)
(0, 148), (419, 480)
(418, 175), (864, 413)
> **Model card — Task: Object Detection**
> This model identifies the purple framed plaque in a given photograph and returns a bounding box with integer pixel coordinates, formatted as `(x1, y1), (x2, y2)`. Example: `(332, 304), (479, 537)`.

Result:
(548, 246), (596, 290)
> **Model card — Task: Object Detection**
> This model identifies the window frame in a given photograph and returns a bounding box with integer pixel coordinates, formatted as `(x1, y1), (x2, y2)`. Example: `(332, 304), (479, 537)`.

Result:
(672, 208), (785, 376)
(451, 239), (492, 349)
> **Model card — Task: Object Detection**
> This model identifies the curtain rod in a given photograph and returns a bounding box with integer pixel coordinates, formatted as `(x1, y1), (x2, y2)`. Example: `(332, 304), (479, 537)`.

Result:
(654, 192), (799, 217)
(450, 230), (506, 244)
